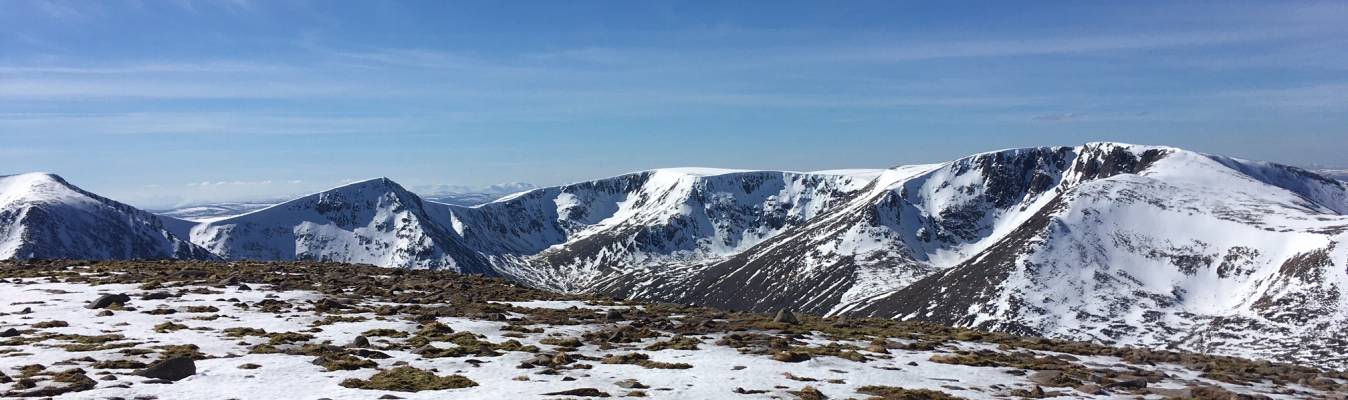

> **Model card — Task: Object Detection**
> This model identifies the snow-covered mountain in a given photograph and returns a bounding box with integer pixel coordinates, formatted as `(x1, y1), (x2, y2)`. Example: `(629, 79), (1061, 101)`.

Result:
(188, 178), (493, 273)
(0, 173), (215, 261)
(446, 142), (1345, 367)
(4, 142), (1346, 368)
(837, 144), (1348, 367)
(448, 168), (881, 291)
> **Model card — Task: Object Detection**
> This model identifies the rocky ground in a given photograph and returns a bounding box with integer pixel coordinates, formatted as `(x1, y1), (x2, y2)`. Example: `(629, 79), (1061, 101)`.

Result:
(0, 261), (1345, 399)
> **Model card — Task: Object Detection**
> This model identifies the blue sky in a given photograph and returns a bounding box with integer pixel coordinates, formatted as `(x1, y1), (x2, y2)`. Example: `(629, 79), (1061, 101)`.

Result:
(2, 0), (1346, 207)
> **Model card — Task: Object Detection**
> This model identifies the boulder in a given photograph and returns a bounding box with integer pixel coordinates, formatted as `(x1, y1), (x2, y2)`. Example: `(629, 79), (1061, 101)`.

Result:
(86, 294), (130, 309)
(136, 357), (196, 381)
(1028, 370), (1075, 387)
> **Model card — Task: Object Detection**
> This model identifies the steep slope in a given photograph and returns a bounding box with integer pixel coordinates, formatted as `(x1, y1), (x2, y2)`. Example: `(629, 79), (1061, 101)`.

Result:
(0, 173), (215, 260)
(843, 144), (1348, 367)
(189, 178), (492, 272)
(446, 169), (880, 291)
(639, 146), (1089, 314)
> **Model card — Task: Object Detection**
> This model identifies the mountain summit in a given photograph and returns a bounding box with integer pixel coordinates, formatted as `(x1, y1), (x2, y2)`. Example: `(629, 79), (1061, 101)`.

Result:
(0, 173), (215, 260)
(189, 177), (493, 273)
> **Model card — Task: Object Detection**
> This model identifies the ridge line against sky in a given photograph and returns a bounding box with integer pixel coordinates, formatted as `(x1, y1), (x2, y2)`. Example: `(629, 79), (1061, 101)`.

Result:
(1, 0), (1346, 208)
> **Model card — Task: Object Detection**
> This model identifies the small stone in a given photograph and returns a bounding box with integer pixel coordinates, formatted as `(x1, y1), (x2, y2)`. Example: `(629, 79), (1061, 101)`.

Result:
(542, 388), (610, 397)
(1147, 387), (1189, 397)
(1106, 378), (1147, 390)
(349, 335), (371, 348)
(605, 309), (624, 321)
(97, 310), (115, 317)
(865, 341), (889, 354)
(773, 309), (800, 325)
(1030, 385), (1045, 397)
(615, 379), (649, 389)
(351, 349), (390, 359)
(0, 328), (19, 337)
(1075, 384), (1103, 395)
(1028, 370), (1069, 387)
(772, 351), (811, 363)
(33, 320), (69, 328)
(795, 385), (826, 400)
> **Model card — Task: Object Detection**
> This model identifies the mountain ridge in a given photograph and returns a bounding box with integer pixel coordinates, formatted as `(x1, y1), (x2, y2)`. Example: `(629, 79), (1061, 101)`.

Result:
(3, 142), (1347, 368)
(0, 172), (216, 261)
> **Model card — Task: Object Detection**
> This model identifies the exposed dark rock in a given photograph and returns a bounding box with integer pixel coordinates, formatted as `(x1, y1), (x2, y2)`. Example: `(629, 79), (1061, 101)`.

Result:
(141, 292), (173, 300)
(136, 357), (196, 381)
(86, 294), (131, 309)
(543, 388), (610, 397)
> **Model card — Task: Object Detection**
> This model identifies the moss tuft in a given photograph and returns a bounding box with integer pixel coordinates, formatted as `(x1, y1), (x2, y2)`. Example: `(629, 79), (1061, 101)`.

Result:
(645, 335), (702, 351)
(222, 327), (268, 337)
(339, 366), (478, 392)
(856, 385), (967, 400)
(154, 322), (190, 333)
(361, 328), (409, 338)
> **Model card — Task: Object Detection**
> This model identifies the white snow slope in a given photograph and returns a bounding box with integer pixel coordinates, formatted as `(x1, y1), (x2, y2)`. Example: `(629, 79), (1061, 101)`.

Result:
(187, 178), (491, 273)
(0, 173), (215, 261)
